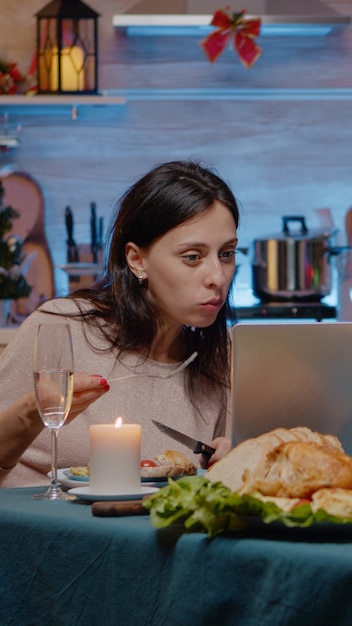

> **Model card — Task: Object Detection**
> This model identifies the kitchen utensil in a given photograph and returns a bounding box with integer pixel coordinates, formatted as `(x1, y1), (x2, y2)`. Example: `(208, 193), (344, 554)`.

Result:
(90, 201), (98, 263)
(336, 207), (352, 320)
(251, 215), (336, 302)
(345, 207), (352, 246)
(65, 206), (80, 282)
(152, 419), (215, 458)
(65, 206), (79, 262)
(92, 499), (150, 517)
(343, 207), (352, 276)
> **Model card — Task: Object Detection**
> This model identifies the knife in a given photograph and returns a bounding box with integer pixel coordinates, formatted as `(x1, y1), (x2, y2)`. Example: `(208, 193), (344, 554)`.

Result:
(90, 201), (98, 264)
(152, 419), (215, 459)
(65, 205), (79, 260)
(65, 206), (80, 282)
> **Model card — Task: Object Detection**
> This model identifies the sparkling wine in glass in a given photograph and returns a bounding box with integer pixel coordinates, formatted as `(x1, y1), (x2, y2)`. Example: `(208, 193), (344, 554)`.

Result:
(32, 323), (74, 500)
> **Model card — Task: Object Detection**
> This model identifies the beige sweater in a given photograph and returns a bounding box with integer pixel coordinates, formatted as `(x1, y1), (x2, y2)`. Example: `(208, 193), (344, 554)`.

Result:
(0, 299), (227, 487)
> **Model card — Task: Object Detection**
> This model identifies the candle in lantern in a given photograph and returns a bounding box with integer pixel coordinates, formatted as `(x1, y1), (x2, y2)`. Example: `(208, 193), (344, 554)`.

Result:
(50, 46), (85, 92)
(89, 419), (141, 494)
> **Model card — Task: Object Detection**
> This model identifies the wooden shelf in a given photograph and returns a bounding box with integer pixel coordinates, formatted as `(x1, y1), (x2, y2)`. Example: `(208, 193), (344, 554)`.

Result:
(58, 263), (103, 277)
(107, 87), (352, 101)
(0, 94), (127, 120)
(0, 95), (126, 106)
(3, 89), (352, 105)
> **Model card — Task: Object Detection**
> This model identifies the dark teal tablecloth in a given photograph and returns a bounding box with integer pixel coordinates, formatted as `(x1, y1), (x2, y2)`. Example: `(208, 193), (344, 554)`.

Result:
(1, 487), (352, 625)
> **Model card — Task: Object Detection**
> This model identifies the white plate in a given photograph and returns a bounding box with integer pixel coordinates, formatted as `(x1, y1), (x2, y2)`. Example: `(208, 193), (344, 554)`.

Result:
(54, 467), (205, 490)
(52, 469), (178, 491)
(63, 468), (89, 482)
(47, 469), (90, 490)
(68, 486), (159, 502)
(55, 469), (166, 490)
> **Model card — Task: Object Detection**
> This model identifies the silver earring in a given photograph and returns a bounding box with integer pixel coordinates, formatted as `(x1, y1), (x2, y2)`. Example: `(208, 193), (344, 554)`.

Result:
(138, 273), (144, 285)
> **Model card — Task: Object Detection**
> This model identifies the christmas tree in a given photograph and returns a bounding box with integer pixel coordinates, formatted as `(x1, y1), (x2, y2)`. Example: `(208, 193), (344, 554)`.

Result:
(0, 181), (32, 299)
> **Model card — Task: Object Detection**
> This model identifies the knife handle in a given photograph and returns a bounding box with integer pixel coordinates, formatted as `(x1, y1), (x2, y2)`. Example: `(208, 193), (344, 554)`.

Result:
(193, 441), (216, 459)
(65, 206), (74, 243)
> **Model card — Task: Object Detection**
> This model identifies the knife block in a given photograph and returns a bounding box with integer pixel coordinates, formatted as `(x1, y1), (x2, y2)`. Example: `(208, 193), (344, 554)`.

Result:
(67, 243), (103, 293)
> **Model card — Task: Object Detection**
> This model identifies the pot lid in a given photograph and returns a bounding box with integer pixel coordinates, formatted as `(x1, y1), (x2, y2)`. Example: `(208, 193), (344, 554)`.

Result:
(254, 215), (335, 241)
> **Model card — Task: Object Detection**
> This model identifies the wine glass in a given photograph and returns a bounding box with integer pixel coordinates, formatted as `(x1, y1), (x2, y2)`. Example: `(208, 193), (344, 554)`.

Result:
(32, 323), (74, 500)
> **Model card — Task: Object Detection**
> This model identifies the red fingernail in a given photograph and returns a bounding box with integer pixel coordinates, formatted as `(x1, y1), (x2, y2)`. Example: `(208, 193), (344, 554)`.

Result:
(99, 378), (108, 387)
(103, 384), (110, 391)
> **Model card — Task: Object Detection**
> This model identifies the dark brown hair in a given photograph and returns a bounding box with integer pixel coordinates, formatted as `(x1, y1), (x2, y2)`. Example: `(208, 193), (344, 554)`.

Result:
(64, 161), (239, 397)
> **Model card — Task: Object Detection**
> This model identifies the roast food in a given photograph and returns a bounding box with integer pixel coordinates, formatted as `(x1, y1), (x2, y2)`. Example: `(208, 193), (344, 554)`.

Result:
(311, 488), (352, 518)
(70, 465), (89, 478)
(146, 427), (352, 535)
(255, 486), (352, 517)
(239, 441), (352, 498)
(205, 426), (349, 498)
(70, 449), (197, 481)
(141, 450), (198, 479)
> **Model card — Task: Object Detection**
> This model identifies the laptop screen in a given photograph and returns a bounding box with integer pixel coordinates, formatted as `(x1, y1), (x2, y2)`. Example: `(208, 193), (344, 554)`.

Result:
(230, 322), (352, 454)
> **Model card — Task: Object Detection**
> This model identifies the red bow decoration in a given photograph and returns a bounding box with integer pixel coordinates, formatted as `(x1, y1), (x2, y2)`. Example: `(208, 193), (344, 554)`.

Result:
(200, 8), (261, 69)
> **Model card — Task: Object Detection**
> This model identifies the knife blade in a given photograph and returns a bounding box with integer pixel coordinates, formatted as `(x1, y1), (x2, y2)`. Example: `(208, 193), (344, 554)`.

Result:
(152, 419), (215, 459)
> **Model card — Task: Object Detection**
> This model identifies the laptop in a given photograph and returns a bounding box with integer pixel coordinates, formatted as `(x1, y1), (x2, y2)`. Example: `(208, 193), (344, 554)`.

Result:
(230, 322), (352, 454)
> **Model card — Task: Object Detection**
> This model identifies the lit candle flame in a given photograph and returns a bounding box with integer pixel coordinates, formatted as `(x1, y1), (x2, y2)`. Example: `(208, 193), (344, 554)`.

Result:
(114, 417), (123, 428)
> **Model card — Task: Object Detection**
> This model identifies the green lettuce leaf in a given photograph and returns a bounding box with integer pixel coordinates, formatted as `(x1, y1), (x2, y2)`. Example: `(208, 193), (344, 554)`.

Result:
(143, 476), (352, 537)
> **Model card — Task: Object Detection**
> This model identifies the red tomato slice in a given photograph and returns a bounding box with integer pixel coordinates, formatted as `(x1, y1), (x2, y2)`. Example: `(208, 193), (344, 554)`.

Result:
(293, 498), (311, 507)
(140, 459), (157, 467)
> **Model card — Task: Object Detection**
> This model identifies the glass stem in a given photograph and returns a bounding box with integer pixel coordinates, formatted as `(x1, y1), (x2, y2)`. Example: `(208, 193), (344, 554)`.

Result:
(50, 429), (59, 488)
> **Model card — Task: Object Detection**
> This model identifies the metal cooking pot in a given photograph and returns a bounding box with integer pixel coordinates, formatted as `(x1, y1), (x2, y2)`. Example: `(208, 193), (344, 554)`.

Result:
(251, 215), (335, 302)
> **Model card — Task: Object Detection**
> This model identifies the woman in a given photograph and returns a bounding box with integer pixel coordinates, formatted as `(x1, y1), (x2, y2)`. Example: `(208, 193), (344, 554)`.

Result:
(0, 160), (239, 487)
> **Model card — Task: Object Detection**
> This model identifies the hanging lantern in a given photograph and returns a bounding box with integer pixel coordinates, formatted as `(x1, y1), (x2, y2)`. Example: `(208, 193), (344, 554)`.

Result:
(35, 0), (99, 95)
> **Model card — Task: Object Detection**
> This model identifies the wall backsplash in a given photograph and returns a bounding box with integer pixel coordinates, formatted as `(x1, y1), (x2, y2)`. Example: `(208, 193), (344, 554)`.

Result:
(0, 0), (351, 306)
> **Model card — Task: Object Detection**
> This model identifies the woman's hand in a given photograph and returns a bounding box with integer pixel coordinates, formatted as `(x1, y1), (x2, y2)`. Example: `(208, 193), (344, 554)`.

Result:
(0, 373), (110, 473)
(200, 436), (231, 469)
(65, 372), (110, 424)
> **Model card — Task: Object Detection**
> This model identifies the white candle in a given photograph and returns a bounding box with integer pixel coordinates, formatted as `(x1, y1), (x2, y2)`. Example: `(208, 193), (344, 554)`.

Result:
(50, 46), (85, 92)
(89, 420), (141, 495)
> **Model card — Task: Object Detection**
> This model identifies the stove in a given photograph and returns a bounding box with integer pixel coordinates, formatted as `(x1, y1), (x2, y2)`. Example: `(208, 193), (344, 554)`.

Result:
(234, 301), (336, 322)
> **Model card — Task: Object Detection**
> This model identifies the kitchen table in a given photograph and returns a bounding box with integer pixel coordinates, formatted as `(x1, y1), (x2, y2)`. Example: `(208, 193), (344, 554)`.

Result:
(1, 487), (352, 626)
